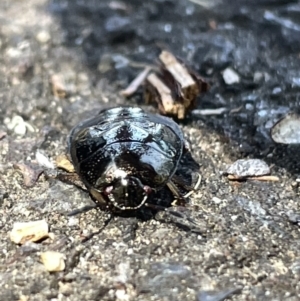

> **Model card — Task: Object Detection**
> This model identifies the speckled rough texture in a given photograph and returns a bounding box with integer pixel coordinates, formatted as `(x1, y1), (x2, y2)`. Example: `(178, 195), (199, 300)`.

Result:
(0, 1), (300, 301)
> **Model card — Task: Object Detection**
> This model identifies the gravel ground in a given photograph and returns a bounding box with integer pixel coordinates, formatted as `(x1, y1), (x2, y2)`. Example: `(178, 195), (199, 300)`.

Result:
(1, 0), (300, 300)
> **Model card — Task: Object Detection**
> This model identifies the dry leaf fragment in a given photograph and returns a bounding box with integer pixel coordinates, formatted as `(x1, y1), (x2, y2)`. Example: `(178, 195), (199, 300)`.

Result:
(55, 154), (75, 173)
(40, 251), (66, 272)
(35, 150), (55, 169)
(10, 220), (49, 244)
(13, 163), (43, 187)
(51, 74), (67, 98)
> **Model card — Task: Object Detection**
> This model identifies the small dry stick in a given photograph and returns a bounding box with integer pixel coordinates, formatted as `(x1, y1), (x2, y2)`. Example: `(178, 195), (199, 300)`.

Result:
(51, 74), (67, 98)
(120, 67), (151, 97)
(248, 175), (280, 182)
(145, 73), (186, 119)
(159, 51), (196, 92)
(159, 50), (199, 107)
(192, 107), (227, 116)
(227, 175), (280, 182)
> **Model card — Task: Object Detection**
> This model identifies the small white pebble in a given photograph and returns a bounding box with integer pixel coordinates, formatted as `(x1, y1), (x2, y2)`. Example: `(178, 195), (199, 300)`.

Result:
(253, 72), (263, 83)
(212, 197), (222, 204)
(10, 220), (49, 244)
(36, 31), (51, 44)
(5, 116), (26, 135)
(226, 159), (270, 177)
(222, 67), (240, 85)
(4, 115), (35, 136)
(271, 113), (300, 144)
(115, 289), (129, 301)
(13, 122), (27, 136)
(127, 248), (133, 255)
(68, 217), (79, 227)
(272, 87), (282, 94)
(57, 106), (63, 114)
(245, 103), (254, 111)
(41, 251), (65, 272)
(6, 47), (22, 58)
(231, 215), (238, 221)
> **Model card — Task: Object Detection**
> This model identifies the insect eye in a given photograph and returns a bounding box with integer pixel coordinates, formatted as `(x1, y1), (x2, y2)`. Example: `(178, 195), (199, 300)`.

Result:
(143, 185), (152, 195)
(103, 185), (113, 195)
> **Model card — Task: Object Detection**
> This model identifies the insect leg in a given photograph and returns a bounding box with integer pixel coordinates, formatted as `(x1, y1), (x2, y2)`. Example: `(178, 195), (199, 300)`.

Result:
(56, 172), (88, 191)
(171, 174), (194, 191)
(166, 180), (185, 200)
(183, 173), (201, 198)
(169, 173), (202, 199)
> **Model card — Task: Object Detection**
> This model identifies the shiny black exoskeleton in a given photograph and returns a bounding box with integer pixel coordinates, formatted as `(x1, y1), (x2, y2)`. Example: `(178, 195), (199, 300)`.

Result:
(68, 107), (184, 210)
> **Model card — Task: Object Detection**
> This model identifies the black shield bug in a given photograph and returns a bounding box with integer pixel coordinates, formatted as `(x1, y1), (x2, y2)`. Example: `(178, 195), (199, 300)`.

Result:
(68, 107), (195, 211)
